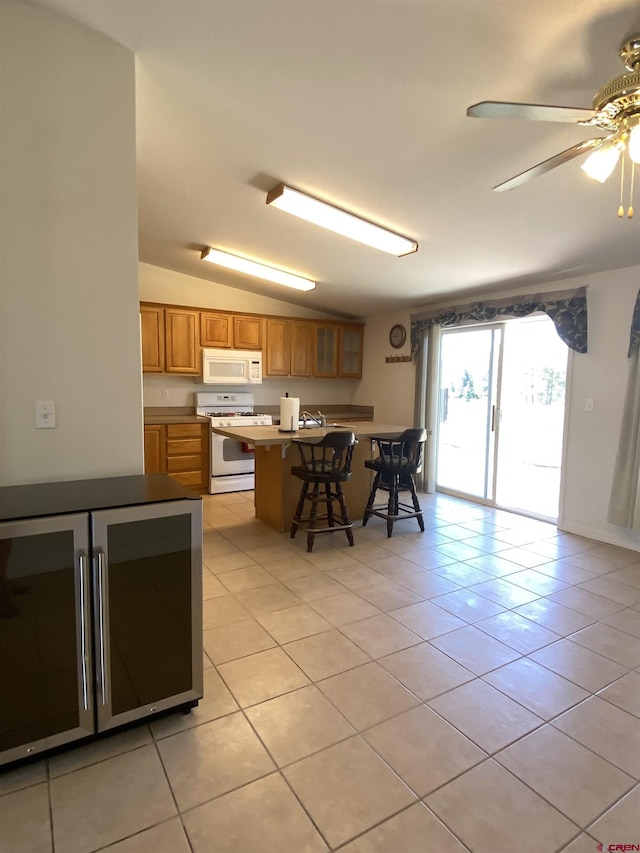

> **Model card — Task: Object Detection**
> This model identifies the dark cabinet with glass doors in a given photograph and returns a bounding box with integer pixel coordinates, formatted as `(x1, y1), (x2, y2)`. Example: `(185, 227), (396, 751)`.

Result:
(0, 475), (202, 767)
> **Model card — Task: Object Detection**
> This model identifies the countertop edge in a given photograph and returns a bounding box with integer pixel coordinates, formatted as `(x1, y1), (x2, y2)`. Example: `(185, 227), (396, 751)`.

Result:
(211, 423), (409, 445)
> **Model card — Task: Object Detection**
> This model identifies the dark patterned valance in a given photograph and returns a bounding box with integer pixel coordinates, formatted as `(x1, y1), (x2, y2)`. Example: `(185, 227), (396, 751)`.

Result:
(410, 286), (588, 355)
(627, 290), (640, 357)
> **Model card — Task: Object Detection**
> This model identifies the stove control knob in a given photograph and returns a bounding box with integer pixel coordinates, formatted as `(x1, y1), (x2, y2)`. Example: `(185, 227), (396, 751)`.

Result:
(226, 420), (232, 426)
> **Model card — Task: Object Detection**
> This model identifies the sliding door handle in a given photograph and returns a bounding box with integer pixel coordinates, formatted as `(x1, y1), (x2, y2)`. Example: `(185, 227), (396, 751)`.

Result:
(491, 405), (496, 432)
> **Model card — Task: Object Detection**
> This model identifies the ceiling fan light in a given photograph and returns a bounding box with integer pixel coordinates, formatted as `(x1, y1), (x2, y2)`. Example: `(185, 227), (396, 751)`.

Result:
(266, 183), (418, 256)
(581, 144), (621, 183)
(629, 125), (640, 165)
(201, 248), (315, 291)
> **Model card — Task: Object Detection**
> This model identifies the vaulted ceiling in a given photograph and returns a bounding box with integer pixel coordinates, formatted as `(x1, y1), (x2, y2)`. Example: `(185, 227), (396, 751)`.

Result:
(31, 0), (640, 316)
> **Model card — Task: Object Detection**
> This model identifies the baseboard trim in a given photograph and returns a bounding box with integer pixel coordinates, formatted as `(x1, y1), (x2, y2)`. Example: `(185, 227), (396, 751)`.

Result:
(557, 520), (640, 553)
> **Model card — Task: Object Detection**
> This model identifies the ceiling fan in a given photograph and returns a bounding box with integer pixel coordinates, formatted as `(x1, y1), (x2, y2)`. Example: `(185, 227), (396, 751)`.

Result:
(467, 34), (640, 207)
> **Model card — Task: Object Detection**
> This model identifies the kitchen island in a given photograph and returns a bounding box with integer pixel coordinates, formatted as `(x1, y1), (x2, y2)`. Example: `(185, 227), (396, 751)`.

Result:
(212, 422), (409, 533)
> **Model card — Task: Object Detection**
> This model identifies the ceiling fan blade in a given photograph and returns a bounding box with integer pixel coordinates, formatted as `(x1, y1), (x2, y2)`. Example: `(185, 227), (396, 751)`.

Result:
(493, 138), (607, 192)
(467, 101), (597, 124)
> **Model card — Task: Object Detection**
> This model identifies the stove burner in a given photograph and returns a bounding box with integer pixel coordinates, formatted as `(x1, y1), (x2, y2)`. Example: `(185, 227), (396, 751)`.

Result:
(205, 411), (259, 417)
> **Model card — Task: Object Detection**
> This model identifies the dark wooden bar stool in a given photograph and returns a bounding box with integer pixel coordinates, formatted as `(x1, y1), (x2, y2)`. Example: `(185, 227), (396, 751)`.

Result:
(290, 431), (357, 552)
(363, 429), (427, 537)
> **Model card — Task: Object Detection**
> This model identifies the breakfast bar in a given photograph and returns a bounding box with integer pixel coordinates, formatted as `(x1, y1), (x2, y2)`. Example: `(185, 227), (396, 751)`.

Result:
(212, 422), (409, 532)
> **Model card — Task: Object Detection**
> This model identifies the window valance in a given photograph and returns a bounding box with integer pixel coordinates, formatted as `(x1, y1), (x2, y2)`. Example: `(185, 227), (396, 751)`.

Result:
(410, 286), (588, 355)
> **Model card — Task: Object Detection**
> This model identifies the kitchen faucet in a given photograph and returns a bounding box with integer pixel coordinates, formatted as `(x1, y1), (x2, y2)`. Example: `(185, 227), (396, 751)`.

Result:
(300, 410), (327, 428)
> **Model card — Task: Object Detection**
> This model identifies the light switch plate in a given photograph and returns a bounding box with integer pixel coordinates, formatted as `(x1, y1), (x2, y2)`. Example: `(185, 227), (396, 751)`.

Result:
(35, 401), (56, 428)
(585, 398), (595, 413)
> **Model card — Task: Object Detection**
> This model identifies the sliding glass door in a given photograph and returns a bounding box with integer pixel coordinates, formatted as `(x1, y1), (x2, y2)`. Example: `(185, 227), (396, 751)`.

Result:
(494, 318), (567, 518)
(436, 325), (502, 501)
(436, 316), (567, 520)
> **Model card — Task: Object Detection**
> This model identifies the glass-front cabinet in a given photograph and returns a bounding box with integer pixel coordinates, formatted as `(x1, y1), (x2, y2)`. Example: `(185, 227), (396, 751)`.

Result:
(0, 513), (93, 764)
(0, 491), (202, 767)
(92, 501), (202, 731)
(313, 323), (364, 379)
(339, 325), (364, 378)
(314, 324), (338, 377)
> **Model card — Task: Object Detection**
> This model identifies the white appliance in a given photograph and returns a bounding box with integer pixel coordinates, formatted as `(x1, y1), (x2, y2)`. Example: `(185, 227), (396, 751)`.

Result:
(202, 348), (263, 385)
(196, 392), (272, 494)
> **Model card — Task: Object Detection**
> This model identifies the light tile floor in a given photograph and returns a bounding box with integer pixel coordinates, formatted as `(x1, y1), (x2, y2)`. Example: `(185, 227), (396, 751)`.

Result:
(1, 490), (639, 853)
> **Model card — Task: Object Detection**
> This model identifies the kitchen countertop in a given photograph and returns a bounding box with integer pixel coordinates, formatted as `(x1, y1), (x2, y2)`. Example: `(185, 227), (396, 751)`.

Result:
(211, 422), (408, 445)
(144, 407), (209, 425)
(144, 406), (373, 426)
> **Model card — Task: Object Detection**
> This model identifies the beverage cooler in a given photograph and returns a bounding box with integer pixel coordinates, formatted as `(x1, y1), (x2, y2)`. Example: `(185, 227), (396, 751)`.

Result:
(0, 476), (203, 767)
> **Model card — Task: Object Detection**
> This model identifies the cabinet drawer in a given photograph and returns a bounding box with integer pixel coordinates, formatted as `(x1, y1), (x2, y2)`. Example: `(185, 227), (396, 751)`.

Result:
(166, 454), (203, 473)
(167, 423), (203, 439)
(167, 438), (201, 456)
(170, 471), (204, 488)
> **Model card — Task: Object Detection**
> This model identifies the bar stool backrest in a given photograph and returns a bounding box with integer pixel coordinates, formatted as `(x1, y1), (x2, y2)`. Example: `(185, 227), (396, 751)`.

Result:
(373, 428), (427, 474)
(293, 431), (357, 481)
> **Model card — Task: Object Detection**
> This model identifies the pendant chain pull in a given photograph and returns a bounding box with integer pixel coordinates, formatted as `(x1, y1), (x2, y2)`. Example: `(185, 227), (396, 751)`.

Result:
(618, 150), (625, 218)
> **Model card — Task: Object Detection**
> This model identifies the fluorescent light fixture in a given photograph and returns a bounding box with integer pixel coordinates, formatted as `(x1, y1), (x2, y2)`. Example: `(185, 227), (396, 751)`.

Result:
(201, 248), (315, 291)
(266, 183), (418, 257)
(581, 143), (621, 183)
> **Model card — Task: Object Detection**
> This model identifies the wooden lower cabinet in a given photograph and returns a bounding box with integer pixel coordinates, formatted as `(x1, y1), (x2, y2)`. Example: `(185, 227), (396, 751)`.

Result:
(144, 423), (209, 492)
(143, 424), (164, 473)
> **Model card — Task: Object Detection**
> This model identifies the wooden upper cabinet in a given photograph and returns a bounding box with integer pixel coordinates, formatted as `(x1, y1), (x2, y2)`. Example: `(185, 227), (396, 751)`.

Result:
(265, 318), (290, 376)
(139, 302), (363, 380)
(265, 319), (314, 377)
(313, 324), (338, 377)
(164, 308), (200, 374)
(233, 316), (263, 350)
(200, 313), (232, 348)
(339, 324), (364, 379)
(290, 321), (313, 377)
(140, 305), (165, 372)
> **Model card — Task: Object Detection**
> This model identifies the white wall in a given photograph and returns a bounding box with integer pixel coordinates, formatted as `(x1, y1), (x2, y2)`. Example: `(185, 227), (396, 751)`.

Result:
(139, 263), (359, 409)
(562, 265), (640, 549)
(0, 1), (142, 485)
(139, 262), (345, 320)
(353, 310), (415, 425)
(143, 372), (359, 410)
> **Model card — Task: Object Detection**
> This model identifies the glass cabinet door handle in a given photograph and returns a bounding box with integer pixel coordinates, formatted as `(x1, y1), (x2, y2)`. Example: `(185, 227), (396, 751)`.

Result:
(78, 552), (91, 712)
(95, 549), (110, 706)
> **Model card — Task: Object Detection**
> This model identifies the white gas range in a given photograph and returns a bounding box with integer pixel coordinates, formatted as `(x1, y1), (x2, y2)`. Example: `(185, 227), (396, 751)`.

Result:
(196, 392), (272, 494)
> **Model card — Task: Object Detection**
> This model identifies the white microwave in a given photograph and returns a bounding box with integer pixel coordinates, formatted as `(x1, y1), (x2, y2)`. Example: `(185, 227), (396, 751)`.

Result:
(202, 348), (263, 385)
